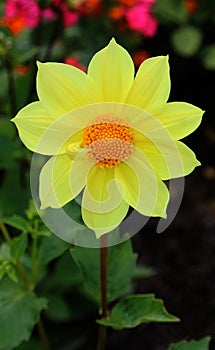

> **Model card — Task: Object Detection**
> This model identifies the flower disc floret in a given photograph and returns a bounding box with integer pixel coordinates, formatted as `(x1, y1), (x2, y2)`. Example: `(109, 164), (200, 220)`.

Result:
(82, 116), (134, 168)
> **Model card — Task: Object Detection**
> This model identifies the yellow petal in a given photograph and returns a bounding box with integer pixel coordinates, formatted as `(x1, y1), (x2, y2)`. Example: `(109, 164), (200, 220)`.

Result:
(135, 133), (176, 180)
(135, 133), (200, 180)
(36, 62), (93, 117)
(39, 152), (92, 209)
(82, 165), (124, 213)
(115, 149), (169, 217)
(87, 38), (134, 102)
(82, 194), (129, 239)
(175, 141), (201, 175)
(126, 56), (170, 112)
(11, 102), (57, 154)
(154, 102), (204, 140)
(81, 164), (128, 238)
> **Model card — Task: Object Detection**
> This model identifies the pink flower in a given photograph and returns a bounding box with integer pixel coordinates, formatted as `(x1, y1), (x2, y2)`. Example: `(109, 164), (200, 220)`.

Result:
(125, 3), (158, 37)
(42, 8), (55, 21)
(61, 6), (79, 27)
(4, 0), (41, 28)
(50, 1), (79, 27)
(138, 0), (156, 4)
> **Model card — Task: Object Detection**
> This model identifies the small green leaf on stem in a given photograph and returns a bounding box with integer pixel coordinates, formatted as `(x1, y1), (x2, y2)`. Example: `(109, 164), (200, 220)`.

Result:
(97, 294), (179, 330)
(4, 263), (18, 283)
(2, 215), (30, 233)
(10, 232), (28, 262)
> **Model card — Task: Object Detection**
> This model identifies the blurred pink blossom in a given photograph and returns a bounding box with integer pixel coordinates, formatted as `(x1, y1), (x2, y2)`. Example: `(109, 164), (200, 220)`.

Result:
(139, 0), (156, 4)
(61, 6), (79, 27)
(42, 8), (55, 21)
(4, 0), (41, 28)
(125, 0), (158, 37)
(51, 0), (79, 27)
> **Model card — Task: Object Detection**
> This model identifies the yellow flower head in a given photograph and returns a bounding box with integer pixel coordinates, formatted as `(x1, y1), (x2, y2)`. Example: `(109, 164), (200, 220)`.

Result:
(12, 39), (203, 239)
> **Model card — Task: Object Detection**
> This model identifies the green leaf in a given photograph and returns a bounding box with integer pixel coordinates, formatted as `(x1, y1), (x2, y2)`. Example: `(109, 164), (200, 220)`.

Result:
(2, 215), (30, 232)
(44, 294), (71, 322)
(201, 45), (215, 70)
(64, 199), (83, 225)
(37, 234), (69, 277)
(0, 278), (47, 350)
(4, 263), (18, 283)
(171, 26), (202, 56)
(0, 243), (11, 260)
(98, 294), (179, 330)
(15, 338), (41, 350)
(43, 252), (83, 291)
(10, 232), (28, 261)
(70, 239), (136, 304)
(167, 336), (211, 350)
(0, 242), (12, 261)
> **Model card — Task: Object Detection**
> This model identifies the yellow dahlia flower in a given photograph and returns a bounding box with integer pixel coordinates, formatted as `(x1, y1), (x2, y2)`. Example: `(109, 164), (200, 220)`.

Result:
(12, 39), (203, 238)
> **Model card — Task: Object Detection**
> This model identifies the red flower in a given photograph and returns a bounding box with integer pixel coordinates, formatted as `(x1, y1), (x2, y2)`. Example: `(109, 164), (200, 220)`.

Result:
(64, 56), (86, 72)
(132, 50), (150, 67)
(184, 0), (198, 14)
(0, 16), (25, 35)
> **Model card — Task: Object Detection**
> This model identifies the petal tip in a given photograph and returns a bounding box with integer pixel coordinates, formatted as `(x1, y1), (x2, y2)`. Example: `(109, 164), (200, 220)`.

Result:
(110, 37), (117, 45)
(36, 61), (43, 70)
(40, 203), (46, 210)
(162, 211), (167, 219)
(94, 229), (109, 239)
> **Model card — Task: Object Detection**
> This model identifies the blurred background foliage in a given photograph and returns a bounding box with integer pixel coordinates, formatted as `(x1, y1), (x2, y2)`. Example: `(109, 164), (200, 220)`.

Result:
(0, 1), (214, 349)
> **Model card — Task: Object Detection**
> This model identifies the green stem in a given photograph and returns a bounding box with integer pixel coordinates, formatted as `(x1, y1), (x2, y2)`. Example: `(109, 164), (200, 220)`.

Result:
(97, 234), (109, 350)
(37, 317), (50, 350)
(31, 236), (38, 283)
(0, 221), (12, 244)
(16, 261), (29, 285)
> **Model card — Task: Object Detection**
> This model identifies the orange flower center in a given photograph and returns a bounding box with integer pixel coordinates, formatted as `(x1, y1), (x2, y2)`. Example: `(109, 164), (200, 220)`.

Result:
(82, 116), (134, 168)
